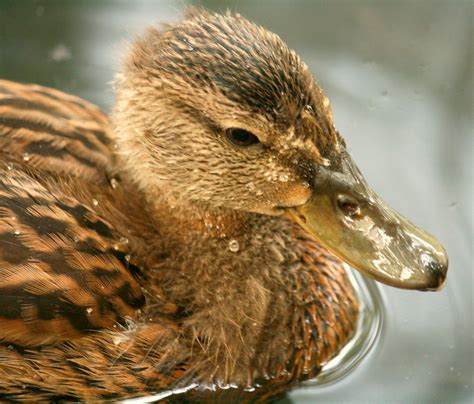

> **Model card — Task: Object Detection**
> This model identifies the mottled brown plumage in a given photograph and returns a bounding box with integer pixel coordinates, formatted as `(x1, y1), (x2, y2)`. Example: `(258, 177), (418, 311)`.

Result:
(0, 9), (442, 402)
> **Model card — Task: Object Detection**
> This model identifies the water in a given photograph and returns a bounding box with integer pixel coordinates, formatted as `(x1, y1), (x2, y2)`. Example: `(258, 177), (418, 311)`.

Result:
(305, 266), (384, 387)
(0, 1), (472, 403)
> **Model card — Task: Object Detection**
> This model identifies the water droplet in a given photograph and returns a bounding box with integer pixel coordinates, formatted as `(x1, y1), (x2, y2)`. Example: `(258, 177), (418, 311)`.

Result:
(110, 178), (119, 189)
(49, 44), (71, 62)
(86, 307), (93, 314)
(246, 182), (255, 191)
(6, 162), (13, 170)
(119, 237), (129, 245)
(92, 199), (99, 206)
(217, 381), (239, 390)
(22, 152), (30, 162)
(14, 229), (21, 235)
(73, 235), (80, 243)
(295, 339), (304, 349)
(35, 5), (44, 17)
(112, 333), (131, 345)
(228, 239), (240, 253)
(124, 254), (131, 262)
(302, 181), (310, 189)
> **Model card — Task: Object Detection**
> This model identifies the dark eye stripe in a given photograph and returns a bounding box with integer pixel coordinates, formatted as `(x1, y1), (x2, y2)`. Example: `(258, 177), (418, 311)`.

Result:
(225, 128), (260, 147)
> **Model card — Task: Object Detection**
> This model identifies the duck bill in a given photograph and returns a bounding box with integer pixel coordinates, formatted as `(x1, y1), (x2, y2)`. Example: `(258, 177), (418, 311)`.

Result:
(287, 153), (448, 291)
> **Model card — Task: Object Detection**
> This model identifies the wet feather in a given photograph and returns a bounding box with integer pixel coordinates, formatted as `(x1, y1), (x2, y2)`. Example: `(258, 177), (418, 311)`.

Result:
(0, 10), (358, 402)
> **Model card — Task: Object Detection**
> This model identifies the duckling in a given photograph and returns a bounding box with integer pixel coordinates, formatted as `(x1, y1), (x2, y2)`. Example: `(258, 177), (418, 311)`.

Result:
(0, 10), (448, 402)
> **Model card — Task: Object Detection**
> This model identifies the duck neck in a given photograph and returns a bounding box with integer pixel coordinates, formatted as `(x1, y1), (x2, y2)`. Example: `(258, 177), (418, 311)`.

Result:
(117, 175), (358, 385)
(143, 187), (258, 244)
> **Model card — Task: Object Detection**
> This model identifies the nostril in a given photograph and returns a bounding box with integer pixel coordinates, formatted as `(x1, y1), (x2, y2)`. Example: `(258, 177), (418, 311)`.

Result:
(336, 194), (361, 218)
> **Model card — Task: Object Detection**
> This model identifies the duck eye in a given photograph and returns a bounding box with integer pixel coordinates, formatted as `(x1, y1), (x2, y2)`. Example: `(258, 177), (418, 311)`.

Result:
(225, 128), (260, 147)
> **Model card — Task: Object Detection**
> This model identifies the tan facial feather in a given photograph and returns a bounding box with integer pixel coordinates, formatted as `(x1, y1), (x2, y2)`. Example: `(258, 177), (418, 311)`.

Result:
(113, 11), (344, 215)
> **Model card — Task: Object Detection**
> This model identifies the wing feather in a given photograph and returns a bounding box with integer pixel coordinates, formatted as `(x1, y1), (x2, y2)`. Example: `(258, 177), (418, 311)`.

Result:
(0, 169), (145, 346)
(0, 79), (112, 181)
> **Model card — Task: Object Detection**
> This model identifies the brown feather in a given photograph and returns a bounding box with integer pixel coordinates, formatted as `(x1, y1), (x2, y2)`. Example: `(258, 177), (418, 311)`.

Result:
(0, 10), (358, 402)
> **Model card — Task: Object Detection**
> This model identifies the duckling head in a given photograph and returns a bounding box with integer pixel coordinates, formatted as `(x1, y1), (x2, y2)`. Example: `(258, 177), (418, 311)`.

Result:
(113, 10), (448, 291)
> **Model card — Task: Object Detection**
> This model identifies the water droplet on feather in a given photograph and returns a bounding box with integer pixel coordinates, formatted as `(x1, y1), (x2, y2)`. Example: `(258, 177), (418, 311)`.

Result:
(228, 239), (240, 252)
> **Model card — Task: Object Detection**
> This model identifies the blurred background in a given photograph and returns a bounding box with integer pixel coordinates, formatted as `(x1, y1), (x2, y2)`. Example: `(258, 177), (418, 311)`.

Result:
(0, 0), (472, 403)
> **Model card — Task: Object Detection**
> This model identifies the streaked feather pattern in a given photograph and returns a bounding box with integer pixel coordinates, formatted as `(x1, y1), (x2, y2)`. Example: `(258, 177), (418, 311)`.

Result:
(0, 81), (145, 349)
(0, 80), (111, 181)
(0, 80), (178, 399)
(0, 12), (359, 401)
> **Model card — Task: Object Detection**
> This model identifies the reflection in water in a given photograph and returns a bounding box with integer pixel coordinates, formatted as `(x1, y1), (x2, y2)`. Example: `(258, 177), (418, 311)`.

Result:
(305, 267), (384, 386)
(0, 1), (471, 403)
